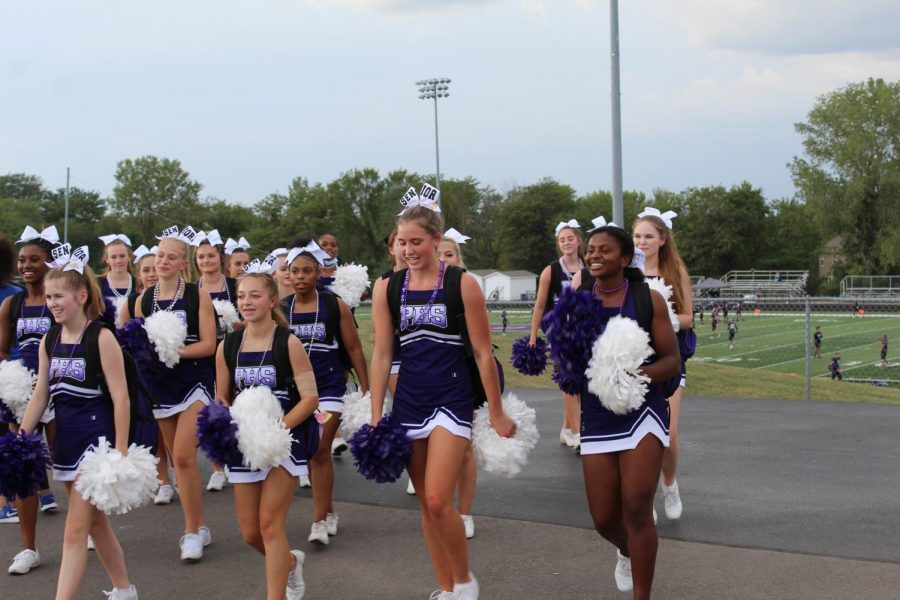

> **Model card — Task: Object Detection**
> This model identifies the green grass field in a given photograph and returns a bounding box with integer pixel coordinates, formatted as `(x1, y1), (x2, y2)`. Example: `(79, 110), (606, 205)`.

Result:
(352, 306), (900, 405)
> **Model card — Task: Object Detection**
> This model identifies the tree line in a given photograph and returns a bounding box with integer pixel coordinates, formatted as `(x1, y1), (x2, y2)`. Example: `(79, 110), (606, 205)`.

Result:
(1, 78), (897, 294)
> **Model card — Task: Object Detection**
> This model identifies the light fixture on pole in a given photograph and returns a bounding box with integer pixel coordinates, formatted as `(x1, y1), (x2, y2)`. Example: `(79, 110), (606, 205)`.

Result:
(416, 78), (451, 191)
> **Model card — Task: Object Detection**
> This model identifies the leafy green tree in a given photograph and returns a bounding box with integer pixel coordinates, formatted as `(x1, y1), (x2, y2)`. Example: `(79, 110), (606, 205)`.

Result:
(791, 78), (900, 274)
(760, 199), (822, 271)
(462, 186), (503, 270)
(111, 156), (203, 242)
(42, 187), (107, 255)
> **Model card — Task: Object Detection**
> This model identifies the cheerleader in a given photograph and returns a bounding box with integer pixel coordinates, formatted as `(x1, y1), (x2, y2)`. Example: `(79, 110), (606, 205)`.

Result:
(18, 248), (139, 599)
(214, 270), (319, 600)
(97, 234), (136, 322)
(284, 240), (370, 546)
(316, 233), (340, 290)
(574, 225), (680, 597)
(129, 226), (217, 562)
(438, 229), (478, 539)
(0, 235), (20, 523)
(270, 248), (293, 300)
(370, 202), (516, 599)
(0, 226), (59, 575)
(225, 237), (252, 279)
(634, 208), (693, 521)
(529, 220), (585, 450)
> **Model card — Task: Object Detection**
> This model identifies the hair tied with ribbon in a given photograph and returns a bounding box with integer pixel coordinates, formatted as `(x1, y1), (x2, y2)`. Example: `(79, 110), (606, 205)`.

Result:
(286, 241), (330, 267)
(98, 234), (132, 247)
(637, 207), (678, 229)
(47, 244), (89, 274)
(132, 245), (157, 264)
(398, 183), (442, 216)
(555, 219), (580, 236)
(244, 257), (277, 275)
(192, 229), (224, 247)
(591, 216), (618, 230)
(224, 237), (251, 256)
(443, 228), (471, 244)
(156, 225), (199, 244)
(17, 225), (60, 246)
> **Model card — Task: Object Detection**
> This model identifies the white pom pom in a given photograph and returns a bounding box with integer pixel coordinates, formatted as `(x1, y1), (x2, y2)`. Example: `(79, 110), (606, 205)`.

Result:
(74, 438), (160, 515)
(113, 296), (128, 326)
(472, 392), (540, 478)
(644, 278), (680, 332)
(339, 390), (373, 439)
(332, 264), (369, 309)
(212, 299), (240, 328)
(0, 360), (37, 422)
(586, 316), (654, 415)
(144, 311), (187, 368)
(230, 387), (293, 471)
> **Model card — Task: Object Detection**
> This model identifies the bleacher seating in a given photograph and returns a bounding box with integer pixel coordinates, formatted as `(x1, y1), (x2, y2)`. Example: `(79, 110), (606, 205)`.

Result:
(717, 270), (808, 298)
(840, 275), (900, 297)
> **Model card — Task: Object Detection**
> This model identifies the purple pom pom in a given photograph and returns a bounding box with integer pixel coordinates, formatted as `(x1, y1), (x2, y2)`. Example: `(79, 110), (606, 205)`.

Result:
(196, 403), (243, 467)
(0, 431), (52, 501)
(510, 336), (549, 376)
(349, 412), (412, 483)
(100, 297), (117, 329)
(0, 401), (13, 425)
(542, 287), (604, 394)
(117, 318), (163, 379)
(316, 278), (329, 292)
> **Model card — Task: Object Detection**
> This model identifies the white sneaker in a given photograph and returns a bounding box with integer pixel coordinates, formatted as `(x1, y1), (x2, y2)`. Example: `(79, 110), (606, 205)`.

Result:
(331, 437), (348, 456)
(179, 533), (204, 561)
(199, 526), (212, 547)
(154, 484), (175, 505)
(564, 429), (577, 448)
(298, 475), (311, 488)
(308, 521), (329, 545)
(285, 550), (305, 600)
(87, 535), (95, 551)
(429, 592), (455, 600)
(559, 428), (572, 445)
(8, 549), (40, 574)
(206, 470), (226, 491)
(571, 433), (581, 453)
(663, 480), (683, 520)
(453, 572), (480, 600)
(325, 512), (339, 536)
(104, 585), (138, 599)
(406, 477), (416, 495)
(614, 549), (633, 592)
(461, 514), (475, 539)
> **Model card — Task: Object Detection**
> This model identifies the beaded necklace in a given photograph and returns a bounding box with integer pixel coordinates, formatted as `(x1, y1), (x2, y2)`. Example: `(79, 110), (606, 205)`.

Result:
(106, 274), (133, 299)
(198, 274), (230, 302)
(400, 261), (446, 332)
(47, 319), (90, 393)
(593, 277), (630, 316)
(559, 256), (585, 283)
(289, 290), (320, 352)
(152, 277), (185, 314)
(234, 323), (277, 393)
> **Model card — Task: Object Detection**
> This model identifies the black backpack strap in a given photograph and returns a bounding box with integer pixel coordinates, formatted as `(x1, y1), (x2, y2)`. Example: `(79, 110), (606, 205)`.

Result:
(576, 268), (593, 293)
(544, 261), (562, 313)
(631, 280), (654, 336)
(127, 293), (139, 321)
(225, 277), (238, 303)
(320, 291), (341, 341)
(44, 322), (63, 355)
(8, 290), (26, 329)
(184, 282), (200, 337)
(82, 321), (104, 384)
(386, 269), (407, 331)
(442, 266), (472, 357)
(222, 329), (244, 393)
(272, 326), (296, 393)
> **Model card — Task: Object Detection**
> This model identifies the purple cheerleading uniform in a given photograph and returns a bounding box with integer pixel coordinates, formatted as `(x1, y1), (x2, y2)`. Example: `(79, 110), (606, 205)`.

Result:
(392, 288), (475, 440)
(580, 291), (670, 455)
(287, 295), (347, 413)
(145, 296), (213, 419)
(13, 302), (55, 423)
(44, 334), (114, 480)
(201, 277), (238, 342)
(100, 275), (134, 324)
(226, 349), (309, 483)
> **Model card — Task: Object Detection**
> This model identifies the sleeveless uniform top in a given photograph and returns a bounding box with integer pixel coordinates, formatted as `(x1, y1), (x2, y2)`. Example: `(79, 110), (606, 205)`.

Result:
(200, 276), (238, 342)
(286, 294), (346, 411)
(579, 291), (670, 455)
(100, 275), (135, 302)
(392, 287), (475, 439)
(43, 330), (114, 480)
(144, 289), (214, 418)
(381, 270), (402, 374)
(15, 300), (54, 372)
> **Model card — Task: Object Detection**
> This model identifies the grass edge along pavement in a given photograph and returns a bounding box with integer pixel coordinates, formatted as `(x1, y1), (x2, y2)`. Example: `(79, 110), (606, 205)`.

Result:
(353, 309), (900, 405)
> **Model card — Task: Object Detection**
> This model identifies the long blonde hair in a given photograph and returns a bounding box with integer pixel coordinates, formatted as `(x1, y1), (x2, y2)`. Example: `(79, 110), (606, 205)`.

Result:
(45, 265), (106, 321)
(237, 273), (288, 327)
(633, 215), (689, 313)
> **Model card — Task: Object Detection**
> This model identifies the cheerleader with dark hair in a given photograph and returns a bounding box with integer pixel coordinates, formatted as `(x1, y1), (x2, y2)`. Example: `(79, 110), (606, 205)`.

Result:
(129, 226), (217, 562)
(0, 226), (59, 574)
(284, 240), (369, 546)
(18, 247), (139, 599)
(225, 237), (252, 279)
(370, 193), (516, 599)
(215, 271), (320, 600)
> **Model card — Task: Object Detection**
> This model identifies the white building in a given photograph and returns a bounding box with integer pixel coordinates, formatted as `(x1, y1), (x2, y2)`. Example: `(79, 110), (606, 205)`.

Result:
(482, 270), (537, 301)
(467, 269), (497, 297)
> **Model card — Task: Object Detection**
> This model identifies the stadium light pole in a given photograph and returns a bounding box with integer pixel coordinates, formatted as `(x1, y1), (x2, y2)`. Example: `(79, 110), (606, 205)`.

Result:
(416, 78), (451, 191)
(609, 0), (624, 226)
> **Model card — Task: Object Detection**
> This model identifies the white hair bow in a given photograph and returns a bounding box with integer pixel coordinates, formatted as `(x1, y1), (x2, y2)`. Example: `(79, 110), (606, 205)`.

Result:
(156, 225), (199, 244)
(398, 184), (442, 216)
(286, 241), (330, 267)
(225, 237), (251, 256)
(443, 228), (471, 244)
(268, 247), (288, 258)
(555, 219), (581, 236)
(98, 233), (132, 247)
(591, 216), (618, 229)
(638, 207), (678, 229)
(243, 258), (277, 275)
(17, 225), (60, 245)
(132, 244), (157, 264)
(192, 229), (224, 247)
(46, 244), (89, 274)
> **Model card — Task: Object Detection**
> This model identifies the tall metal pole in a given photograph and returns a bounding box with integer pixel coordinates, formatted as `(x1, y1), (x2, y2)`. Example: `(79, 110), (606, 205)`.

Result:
(433, 92), (441, 191)
(64, 167), (71, 244)
(805, 296), (812, 401)
(609, 0), (624, 226)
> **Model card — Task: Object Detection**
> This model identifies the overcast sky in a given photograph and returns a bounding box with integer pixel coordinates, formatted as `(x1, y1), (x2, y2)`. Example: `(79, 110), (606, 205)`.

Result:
(2, 0), (898, 205)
